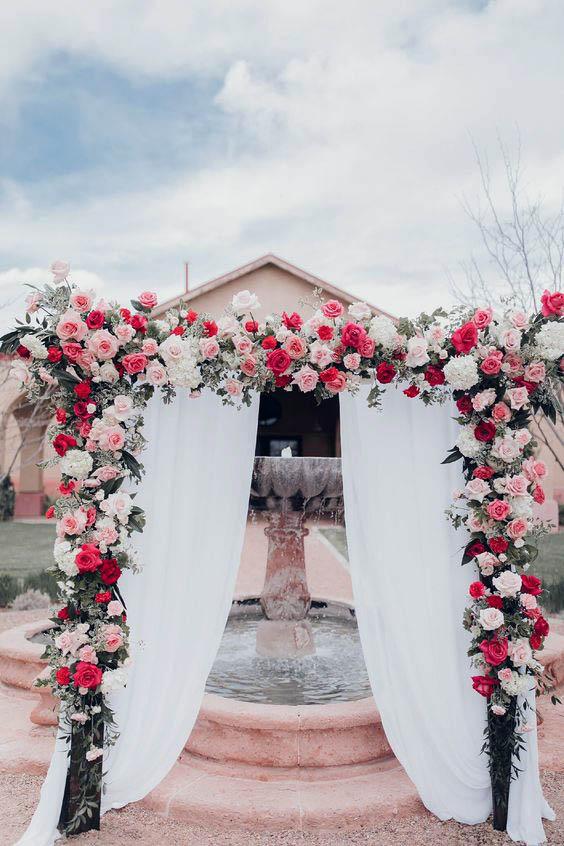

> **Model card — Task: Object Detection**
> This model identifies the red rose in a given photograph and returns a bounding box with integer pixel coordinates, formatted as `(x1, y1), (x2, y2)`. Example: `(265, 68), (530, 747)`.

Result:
(86, 310), (105, 330)
(487, 595), (503, 609)
(45, 505), (55, 519)
(471, 675), (499, 699)
(53, 433), (77, 456)
(479, 637), (508, 666)
(122, 353), (148, 374)
(541, 289), (564, 317)
(473, 466), (494, 480)
(266, 348), (292, 376)
(529, 633), (543, 650)
(73, 661), (103, 690)
(451, 321), (478, 354)
(57, 607), (70, 621)
(275, 374), (292, 388)
(424, 365), (445, 386)
(403, 385), (420, 398)
(100, 558), (122, 585)
(469, 581), (485, 599)
(245, 320), (259, 333)
(172, 325), (185, 336)
(466, 540), (486, 558)
(203, 320), (218, 337)
(532, 485), (545, 505)
(74, 381), (91, 399)
(75, 544), (102, 574)
(533, 617), (549, 637)
(131, 314), (148, 333)
(375, 362), (397, 384)
(95, 591), (112, 604)
(521, 574), (542, 595)
(282, 311), (303, 330)
(16, 344), (30, 358)
(56, 667), (71, 686)
(73, 401), (92, 419)
(55, 408), (67, 424)
(59, 481), (75, 496)
(186, 309), (198, 325)
(317, 325), (334, 341)
(456, 395), (473, 415)
(340, 322), (367, 350)
(474, 420), (496, 442)
(261, 336), (277, 350)
(48, 346), (63, 363)
(319, 366), (347, 393)
(120, 308), (132, 323)
(489, 537), (509, 554)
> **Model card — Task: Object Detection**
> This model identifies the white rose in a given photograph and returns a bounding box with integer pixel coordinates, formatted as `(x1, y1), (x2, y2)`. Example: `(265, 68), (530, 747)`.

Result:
(98, 362), (120, 384)
(405, 336), (430, 368)
(348, 301), (372, 321)
(60, 449), (93, 480)
(492, 570), (522, 598)
(443, 355), (480, 390)
(112, 395), (135, 422)
(101, 666), (129, 694)
(50, 260), (70, 281)
(232, 290), (260, 315)
(479, 607), (504, 631)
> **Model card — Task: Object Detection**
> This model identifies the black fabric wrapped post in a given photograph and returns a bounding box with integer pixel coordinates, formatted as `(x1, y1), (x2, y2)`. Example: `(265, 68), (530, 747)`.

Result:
(488, 698), (517, 832)
(58, 701), (104, 835)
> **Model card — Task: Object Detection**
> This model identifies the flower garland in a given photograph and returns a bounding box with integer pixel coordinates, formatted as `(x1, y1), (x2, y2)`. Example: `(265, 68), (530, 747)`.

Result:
(1, 261), (562, 835)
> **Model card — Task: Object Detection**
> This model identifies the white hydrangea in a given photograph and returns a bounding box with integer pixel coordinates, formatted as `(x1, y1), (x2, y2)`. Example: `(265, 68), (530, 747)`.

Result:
(368, 315), (399, 350)
(348, 301), (372, 321)
(153, 319), (172, 339)
(534, 321), (564, 360)
(54, 540), (79, 577)
(443, 355), (480, 390)
(499, 670), (529, 697)
(60, 449), (93, 480)
(456, 426), (482, 458)
(20, 334), (48, 359)
(508, 496), (533, 519)
(101, 666), (129, 695)
(166, 359), (202, 390)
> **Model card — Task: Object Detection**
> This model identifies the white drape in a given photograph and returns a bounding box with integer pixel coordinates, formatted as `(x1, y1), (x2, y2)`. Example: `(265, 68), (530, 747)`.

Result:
(16, 389), (259, 845)
(339, 385), (554, 846)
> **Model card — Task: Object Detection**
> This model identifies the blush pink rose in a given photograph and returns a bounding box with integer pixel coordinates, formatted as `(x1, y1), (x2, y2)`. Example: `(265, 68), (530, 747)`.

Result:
(358, 336), (376, 358)
(199, 337), (220, 359)
(284, 334), (307, 359)
(56, 310), (88, 342)
(502, 353), (524, 375)
(78, 645), (98, 664)
(114, 323), (135, 344)
(94, 523), (119, 546)
(505, 475), (529, 496)
(94, 465), (120, 481)
(492, 402), (511, 422)
(524, 362), (546, 383)
(507, 387), (529, 410)
(473, 308), (493, 328)
(225, 379), (243, 397)
(70, 291), (93, 313)
(142, 338), (159, 356)
(57, 510), (88, 537)
(87, 329), (120, 361)
(522, 457), (547, 482)
(498, 668), (513, 682)
(76, 350), (95, 371)
(107, 600), (124, 617)
(138, 291), (158, 309)
(233, 335), (253, 355)
(322, 299), (344, 319)
(240, 355), (257, 376)
(146, 362), (167, 385)
(506, 518), (528, 540)
(292, 365), (319, 393)
(98, 426), (125, 452)
(343, 353), (361, 370)
(101, 624), (124, 653)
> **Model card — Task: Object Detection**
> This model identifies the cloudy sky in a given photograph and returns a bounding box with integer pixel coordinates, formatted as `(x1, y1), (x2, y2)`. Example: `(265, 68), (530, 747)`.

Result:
(1, 0), (563, 327)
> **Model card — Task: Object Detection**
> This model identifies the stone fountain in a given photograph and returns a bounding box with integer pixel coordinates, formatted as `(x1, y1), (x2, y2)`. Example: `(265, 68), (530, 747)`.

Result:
(250, 455), (343, 658)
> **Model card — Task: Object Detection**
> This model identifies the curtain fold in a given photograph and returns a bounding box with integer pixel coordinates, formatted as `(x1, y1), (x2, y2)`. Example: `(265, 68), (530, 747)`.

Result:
(15, 389), (259, 845)
(339, 384), (553, 845)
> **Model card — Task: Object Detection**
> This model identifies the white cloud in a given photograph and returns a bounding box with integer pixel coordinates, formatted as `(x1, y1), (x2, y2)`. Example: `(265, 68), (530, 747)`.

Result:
(1, 0), (564, 324)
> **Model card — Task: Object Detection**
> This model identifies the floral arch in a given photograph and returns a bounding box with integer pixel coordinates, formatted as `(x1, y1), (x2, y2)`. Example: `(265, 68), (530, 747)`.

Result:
(2, 262), (563, 840)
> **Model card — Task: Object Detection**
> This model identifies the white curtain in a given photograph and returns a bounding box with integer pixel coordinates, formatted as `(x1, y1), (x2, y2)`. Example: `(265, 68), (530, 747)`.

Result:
(16, 389), (259, 845)
(339, 385), (554, 846)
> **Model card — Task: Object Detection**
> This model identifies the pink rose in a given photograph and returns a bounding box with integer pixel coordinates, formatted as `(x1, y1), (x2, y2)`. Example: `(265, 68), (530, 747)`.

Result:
(524, 362), (545, 383)
(472, 389), (496, 412)
(465, 478), (491, 502)
(56, 310), (88, 342)
(343, 353), (361, 370)
(509, 310), (528, 330)
(142, 338), (159, 356)
(284, 334), (307, 360)
(507, 387), (529, 410)
(509, 639), (531, 667)
(515, 429), (531, 446)
(114, 323), (135, 344)
(78, 645), (98, 664)
(94, 465), (120, 482)
(320, 368), (347, 394)
(57, 510), (88, 537)
(505, 475), (529, 496)
(240, 355), (257, 376)
(522, 457), (547, 482)
(107, 600), (124, 617)
(487, 499), (511, 521)
(309, 341), (334, 368)
(480, 353), (503, 375)
(77, 350), (95, 372)
(498, 668), (513, 682)
(122, 353), (148, 374)
(520, 593), (537, 610)
(70, 291), (93, 313)
(225, 379), (243, 397)
(500, 328), (522, 352)
(358, 336), (376, 358)
(292, 365), (319, 393)
(502, 353), (524, 376)
(233, 335), (253, 355)
(199, 337), (220, 359)
(50, 260), (70, 281)
(98, 426), (125, 452)
(87, 329), (120, 361)
(492, 402), (511, 423)
(94, 523), (118, 546)
(101, 624), (123, 653)
(322, 299), (344, 319)
(138, 291), (158, 309)
(473, 308), (493, 329)
(146, 362), (167, 385)
(506, 518), (528, 540)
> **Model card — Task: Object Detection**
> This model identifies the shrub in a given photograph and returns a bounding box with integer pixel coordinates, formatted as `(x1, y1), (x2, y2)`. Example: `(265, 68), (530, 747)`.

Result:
(23, 570), (59, 600)
(12, 588), (51, 611)
(0, 574), (19, 607)
(0, 475), (15, 521)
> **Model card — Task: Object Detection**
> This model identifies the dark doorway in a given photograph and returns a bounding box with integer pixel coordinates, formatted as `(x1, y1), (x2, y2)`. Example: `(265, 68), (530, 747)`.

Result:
(255, 391), (340, 457)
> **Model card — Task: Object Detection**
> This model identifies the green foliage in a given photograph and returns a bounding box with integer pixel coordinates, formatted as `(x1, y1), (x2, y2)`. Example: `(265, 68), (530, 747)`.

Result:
(0, 475), (15, 521)
(23, 570), (59, 600)
(0, 573), (19, 607)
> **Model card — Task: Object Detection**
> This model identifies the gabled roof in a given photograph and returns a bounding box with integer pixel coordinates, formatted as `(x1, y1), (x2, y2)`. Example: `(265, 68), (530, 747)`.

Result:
(154, 253), (395, 320)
